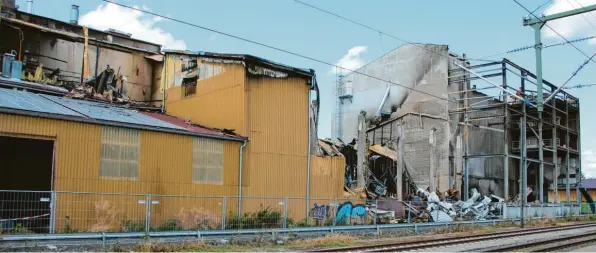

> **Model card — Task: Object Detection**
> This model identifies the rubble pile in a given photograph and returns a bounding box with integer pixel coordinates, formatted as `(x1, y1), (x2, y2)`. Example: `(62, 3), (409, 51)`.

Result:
(412, 188), (504, 223)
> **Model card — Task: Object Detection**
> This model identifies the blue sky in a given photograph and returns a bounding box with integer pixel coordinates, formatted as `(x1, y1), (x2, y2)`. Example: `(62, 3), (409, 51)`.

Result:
(19, 0), (596, 175)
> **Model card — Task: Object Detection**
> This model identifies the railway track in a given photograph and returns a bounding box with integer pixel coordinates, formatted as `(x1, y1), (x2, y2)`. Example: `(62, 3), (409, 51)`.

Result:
(485, 230), (596, 252)
(309, 223), (596, 252)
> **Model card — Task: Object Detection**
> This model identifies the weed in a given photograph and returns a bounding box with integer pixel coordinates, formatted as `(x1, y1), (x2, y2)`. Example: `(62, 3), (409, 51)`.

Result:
(287, 234), (356, 248)
(226, 205), (283, 229)
(176, 207), (220, 230)
(120, 219), (145, 232)
(151, 219), (181, 232)
(88, 198), (117, 232)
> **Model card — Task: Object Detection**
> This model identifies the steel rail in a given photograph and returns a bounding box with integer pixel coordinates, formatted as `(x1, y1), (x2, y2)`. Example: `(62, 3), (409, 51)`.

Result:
(485, 230), (596, 252)
(310, 223), (596, 252)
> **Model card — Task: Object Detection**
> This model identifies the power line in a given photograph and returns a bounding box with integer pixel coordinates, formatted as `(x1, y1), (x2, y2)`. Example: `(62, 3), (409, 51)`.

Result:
(528, 0), (554, 18)
(564, 83), (596, 89)
(476, 35), (596, 60)
(568, 0), (596, 34)
(293, 0), (461, 64)
(102, 0), (452, 103)
(512, 0), (596, 65)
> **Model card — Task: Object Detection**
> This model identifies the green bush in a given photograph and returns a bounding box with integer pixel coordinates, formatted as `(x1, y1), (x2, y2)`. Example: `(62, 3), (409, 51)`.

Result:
(151, 219), (182, 231)
(226, 205), (282, 229)
(120, 219), (145, 232)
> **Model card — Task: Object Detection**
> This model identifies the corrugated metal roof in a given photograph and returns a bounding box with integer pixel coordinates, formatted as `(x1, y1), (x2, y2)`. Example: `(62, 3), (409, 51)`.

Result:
(40, 95), (185, 130)
(0, 88), (82, 117)
(142, 112), (246, 141)
(0, 88), (245, 141)
(584, 179), (596, 189)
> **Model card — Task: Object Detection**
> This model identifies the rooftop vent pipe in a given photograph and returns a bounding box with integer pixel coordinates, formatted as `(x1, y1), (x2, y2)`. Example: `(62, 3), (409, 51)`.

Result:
(70, 5), (79, 25)
(25, 0), (32, 13)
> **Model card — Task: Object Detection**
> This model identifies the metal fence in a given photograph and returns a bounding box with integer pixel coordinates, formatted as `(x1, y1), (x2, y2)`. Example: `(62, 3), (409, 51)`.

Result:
(0, 190), (589, 235)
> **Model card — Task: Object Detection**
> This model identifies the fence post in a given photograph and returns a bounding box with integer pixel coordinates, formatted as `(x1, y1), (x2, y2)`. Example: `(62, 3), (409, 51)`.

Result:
(374, 199), (378, 225)
(50, 191), (57, 233)
(145, 194), (152, 233)
(332, 198), (337, 229)
(221, 196), (227, 230)
(408, 201), (411, 224)
(283, 197), (288, 229)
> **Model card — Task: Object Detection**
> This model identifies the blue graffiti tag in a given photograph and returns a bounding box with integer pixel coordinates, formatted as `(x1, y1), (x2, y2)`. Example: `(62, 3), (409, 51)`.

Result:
(312, 203), (330, 220)
(335, 201), (367, 223)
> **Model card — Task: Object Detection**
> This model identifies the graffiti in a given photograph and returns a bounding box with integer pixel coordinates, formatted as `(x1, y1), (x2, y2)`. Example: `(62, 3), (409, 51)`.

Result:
(312, 203), (330, 220)
(335, 201), (367, 223)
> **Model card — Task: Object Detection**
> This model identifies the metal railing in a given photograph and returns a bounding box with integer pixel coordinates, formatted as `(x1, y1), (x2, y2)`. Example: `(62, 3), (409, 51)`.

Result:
(0, 190), (589, 236)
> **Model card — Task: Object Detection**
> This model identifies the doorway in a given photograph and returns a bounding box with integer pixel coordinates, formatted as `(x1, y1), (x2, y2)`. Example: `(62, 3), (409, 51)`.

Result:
(0, 135), (54, 233)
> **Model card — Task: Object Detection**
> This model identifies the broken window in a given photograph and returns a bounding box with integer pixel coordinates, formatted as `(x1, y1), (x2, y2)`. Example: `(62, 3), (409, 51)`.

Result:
(181, 60), (199, 97)
(192, 138), (223, 185)
(100, 126), (140, 179)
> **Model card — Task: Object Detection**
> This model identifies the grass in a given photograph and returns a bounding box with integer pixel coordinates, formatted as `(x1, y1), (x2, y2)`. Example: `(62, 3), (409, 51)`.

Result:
(286, 234), (357, 249)
(123, 217), (596, 252)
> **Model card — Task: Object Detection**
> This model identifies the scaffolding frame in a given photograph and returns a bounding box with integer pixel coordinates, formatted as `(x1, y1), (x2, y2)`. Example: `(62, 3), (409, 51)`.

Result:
(449, 58), (581, 204)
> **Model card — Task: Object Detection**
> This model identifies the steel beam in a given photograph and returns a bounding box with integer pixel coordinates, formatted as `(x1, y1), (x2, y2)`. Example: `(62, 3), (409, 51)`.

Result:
(523, 4), (596, 26)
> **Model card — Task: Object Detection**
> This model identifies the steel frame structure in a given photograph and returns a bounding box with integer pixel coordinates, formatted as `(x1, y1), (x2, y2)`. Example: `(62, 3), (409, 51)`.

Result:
(449, 58), (581, 205)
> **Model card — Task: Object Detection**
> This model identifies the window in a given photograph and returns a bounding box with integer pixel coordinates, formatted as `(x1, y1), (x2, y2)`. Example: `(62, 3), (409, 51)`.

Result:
(100, 126), (140, 179)
(192, 138), (224, 184)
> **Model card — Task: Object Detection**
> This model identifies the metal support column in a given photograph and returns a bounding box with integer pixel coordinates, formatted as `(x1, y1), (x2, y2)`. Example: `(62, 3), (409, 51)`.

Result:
(502, 61), (509, 199)
(576, 102), (582, 204)
(530, 23), (545, 112)
(520, 117), (527, 227)
(463, 71), (470, 200)
(539, 112), (544, 203)
(566, 101), (571, 203)
(552, 93), (558, 203)
(520, 72), (528, 227)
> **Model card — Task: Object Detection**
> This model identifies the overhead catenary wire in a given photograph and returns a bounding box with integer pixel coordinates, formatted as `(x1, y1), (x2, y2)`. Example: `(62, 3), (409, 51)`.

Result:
(293, 0), (467, 65)
(569, 0), (596, 33)
(476, 35), (596, 60)
(102, 0), (453, 103)
(512, 0), (596, 65)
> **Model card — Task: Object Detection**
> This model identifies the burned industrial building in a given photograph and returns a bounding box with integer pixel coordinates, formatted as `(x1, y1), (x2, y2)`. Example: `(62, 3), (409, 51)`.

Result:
(333, 43), (584, 209)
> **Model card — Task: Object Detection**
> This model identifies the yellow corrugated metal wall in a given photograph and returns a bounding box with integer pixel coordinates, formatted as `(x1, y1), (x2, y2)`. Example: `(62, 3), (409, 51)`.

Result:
(164, 55), (247, 136)
(243, 77), (310, 198)
(0, 113), (240, 231)
(309, 155), (346, 199)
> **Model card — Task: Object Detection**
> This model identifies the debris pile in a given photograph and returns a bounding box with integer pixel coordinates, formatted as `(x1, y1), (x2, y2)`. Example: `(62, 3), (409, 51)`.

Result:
(370, 188), (504, 224)
(410, 188), (504, 223)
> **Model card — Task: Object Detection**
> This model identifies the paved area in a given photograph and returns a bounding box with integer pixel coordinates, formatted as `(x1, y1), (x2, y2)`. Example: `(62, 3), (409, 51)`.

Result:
(411, 226), (596, 252)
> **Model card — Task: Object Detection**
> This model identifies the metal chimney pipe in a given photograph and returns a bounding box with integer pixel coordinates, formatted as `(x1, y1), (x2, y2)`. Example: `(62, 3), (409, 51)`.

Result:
(70, 5), (79, 24)
(26, 0), (33, 13)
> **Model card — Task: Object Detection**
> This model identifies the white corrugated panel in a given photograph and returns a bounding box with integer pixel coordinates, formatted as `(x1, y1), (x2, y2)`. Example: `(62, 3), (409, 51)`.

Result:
(192, 137), (223, 184)
(100, 126), (140, 179)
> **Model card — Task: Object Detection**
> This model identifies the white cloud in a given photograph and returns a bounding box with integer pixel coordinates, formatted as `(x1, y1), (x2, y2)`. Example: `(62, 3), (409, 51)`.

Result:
(542, 0), (596, 44)
(583, 149), (596, 178)
(208, 34), (217, 42)
(330, 46), (368, 75)
(79, 3), (186, 50)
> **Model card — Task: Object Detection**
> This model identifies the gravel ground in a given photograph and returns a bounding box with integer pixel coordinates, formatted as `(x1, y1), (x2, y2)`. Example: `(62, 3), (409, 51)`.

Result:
(411, 226), (596, 252)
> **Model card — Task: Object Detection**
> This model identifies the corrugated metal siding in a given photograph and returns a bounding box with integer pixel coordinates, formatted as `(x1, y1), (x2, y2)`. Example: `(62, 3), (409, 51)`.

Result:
(164, 56), (247, 136)
(243, 77), (309, 197)
(0, 113), (241, 231)
(309, 156), (345, 199)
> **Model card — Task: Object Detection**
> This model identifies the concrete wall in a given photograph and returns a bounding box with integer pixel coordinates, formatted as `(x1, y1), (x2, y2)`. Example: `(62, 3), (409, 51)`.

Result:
(334, 44), (450, 142)
(339, 43), (451, 191)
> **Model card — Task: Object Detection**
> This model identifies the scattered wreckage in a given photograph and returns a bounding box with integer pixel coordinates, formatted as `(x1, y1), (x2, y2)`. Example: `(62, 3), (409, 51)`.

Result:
(368, 188), (504, 224)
